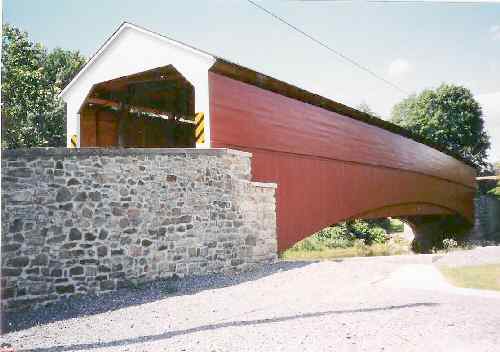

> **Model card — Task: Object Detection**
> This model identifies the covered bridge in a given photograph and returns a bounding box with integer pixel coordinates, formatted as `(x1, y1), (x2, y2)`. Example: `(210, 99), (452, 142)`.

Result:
(60, 22), (476, 251)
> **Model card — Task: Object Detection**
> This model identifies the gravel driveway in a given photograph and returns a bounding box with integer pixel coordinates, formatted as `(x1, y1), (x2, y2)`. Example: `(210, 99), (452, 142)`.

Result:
(2, 247), (500, 352)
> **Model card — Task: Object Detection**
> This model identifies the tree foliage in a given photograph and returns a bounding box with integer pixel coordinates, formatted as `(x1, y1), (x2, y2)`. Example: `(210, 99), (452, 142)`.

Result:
(1, 24), (86, 148)
(313, 220), (389, 247)
(356, 102), (379, 118)
(391, 84), (490, 170)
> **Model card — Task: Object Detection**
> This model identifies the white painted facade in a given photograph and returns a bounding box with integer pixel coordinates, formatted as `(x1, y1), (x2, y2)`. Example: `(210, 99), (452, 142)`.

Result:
(59, 22), (216, 148)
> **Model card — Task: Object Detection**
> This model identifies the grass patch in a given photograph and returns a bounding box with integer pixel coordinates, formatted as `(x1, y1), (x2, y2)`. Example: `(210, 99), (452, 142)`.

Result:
(440, 264), (500, 291)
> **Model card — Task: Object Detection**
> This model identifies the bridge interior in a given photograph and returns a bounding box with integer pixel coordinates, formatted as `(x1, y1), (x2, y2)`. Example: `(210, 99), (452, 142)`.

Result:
(78, 65), (197, 148)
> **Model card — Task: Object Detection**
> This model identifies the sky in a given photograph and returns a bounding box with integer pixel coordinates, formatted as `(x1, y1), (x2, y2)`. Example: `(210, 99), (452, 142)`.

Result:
(3, 0), (500, 161)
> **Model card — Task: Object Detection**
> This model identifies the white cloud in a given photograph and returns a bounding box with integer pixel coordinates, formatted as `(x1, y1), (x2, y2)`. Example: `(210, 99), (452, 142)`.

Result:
(476, 91), (500, 163)
(490, 25), (500, 41)
(387, 59), (414, 78)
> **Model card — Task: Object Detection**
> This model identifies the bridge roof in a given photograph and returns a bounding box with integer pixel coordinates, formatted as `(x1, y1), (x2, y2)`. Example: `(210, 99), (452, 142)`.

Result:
(62, 22), (473, 168)
(209, 58), (474, 168)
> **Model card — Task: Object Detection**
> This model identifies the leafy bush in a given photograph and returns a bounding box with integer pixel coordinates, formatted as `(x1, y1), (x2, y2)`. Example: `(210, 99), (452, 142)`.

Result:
(289, 219), (390, 252)
(488, 182), (500, 198)
(348, 220), (388, 245)
(316, 224), (355, 248)
(288, 237), (325, 252)
(369, 227), (389, 244)
(441, 238), (459, 252)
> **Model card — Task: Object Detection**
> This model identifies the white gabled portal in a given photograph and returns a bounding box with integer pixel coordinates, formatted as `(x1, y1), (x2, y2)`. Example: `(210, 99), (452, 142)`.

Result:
(60, 22), (216, 148)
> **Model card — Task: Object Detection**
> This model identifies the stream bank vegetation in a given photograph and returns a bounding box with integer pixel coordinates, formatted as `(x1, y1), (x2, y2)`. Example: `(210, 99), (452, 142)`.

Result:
(281, 218), (411, 260)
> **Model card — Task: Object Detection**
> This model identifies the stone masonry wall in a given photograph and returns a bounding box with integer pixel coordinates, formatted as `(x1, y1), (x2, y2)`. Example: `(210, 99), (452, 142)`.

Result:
(470, 194), (500, 243)
(1, 148), (277, 311)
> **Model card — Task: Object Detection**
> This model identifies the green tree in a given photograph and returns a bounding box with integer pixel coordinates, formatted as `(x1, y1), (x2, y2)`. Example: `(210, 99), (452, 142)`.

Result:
(391, 84), (490, 170)
(44, 48), (85, 90)
(356, 102), (379, 118)
(1, 24), (86, 148)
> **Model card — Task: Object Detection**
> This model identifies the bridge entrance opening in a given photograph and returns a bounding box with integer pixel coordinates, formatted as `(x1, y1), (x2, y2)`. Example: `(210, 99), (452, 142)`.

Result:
(78, 65), (197, 148)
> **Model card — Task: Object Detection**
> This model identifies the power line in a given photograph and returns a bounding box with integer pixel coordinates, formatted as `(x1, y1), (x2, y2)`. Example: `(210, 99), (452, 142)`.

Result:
(246, 0), (409, 95)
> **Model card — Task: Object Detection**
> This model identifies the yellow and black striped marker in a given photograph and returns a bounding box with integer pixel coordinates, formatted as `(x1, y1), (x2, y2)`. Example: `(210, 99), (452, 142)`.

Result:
(195, 112), (205, 144)
(70, 134), (78, 148)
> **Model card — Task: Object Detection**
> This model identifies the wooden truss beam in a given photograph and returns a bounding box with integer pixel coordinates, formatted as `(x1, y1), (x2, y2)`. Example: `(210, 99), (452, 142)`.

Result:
(86, 97), (195, 124)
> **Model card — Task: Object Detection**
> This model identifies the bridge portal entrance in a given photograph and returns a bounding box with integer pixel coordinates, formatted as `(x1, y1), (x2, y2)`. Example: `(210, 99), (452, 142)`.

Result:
(78, 65), (199, 148)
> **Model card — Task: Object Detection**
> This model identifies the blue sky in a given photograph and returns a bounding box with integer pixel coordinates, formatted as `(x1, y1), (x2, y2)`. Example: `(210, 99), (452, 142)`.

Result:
(4, 0), (500, 161)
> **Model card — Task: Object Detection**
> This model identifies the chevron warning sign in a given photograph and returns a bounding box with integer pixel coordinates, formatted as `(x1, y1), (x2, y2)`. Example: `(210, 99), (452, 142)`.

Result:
(70, 134), (78, 148)
(195, 112), (205, 144)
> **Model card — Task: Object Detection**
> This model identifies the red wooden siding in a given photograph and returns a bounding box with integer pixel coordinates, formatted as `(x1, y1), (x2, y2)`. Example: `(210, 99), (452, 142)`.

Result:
(208, 72), (476, 251)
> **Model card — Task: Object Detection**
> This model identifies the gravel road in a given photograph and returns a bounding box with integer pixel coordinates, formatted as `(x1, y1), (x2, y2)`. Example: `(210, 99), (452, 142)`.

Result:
(2, 247), (500, 352)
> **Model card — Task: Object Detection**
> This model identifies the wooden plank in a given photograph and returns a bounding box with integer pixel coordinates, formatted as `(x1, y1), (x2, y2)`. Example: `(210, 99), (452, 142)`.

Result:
(87, 97), (180, 120)
(96, 109), (119, 147)
(476, 176), (500, 180)
(208, 72), (475, 188)
(210, 59), (473, 168)
(117, 109), (128, 147)
(80, 107), (97, 147)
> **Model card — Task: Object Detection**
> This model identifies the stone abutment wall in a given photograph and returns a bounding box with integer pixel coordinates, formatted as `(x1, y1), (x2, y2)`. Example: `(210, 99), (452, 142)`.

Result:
(470, 194), (500, 243)
(1, 148), (277, 311)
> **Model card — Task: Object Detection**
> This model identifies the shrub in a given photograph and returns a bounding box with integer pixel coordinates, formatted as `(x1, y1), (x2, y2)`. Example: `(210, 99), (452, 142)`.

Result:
(442, 238), (458, 251)
(289, 237), (325, 252)
(369, 227), (389, 244)
(488, 182), (500, 198)
(286, 219), (392, 254)
(316, 224), (356, 248)
(348, 220), (388, 245)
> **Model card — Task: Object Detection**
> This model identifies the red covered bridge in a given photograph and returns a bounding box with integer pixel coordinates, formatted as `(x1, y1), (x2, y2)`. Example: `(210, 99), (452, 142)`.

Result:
(61, 22), (476, 251)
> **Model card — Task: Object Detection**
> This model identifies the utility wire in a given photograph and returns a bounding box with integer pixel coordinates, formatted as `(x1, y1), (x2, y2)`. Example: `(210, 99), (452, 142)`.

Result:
(246, 0), (409, 95)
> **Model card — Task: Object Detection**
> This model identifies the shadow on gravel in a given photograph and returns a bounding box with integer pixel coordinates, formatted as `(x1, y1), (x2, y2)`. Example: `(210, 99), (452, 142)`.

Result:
(3, 261), (314, 333)
(15, 302), (439, 352)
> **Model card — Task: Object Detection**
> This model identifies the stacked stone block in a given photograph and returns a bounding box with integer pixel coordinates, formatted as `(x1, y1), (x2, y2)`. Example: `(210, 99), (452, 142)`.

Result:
(470, 195), (500, 243)
(1, 148), (277, 311)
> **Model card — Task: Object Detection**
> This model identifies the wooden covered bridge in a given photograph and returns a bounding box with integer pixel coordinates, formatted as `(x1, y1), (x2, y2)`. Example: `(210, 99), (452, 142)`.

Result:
(60, 22), (476, 251)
